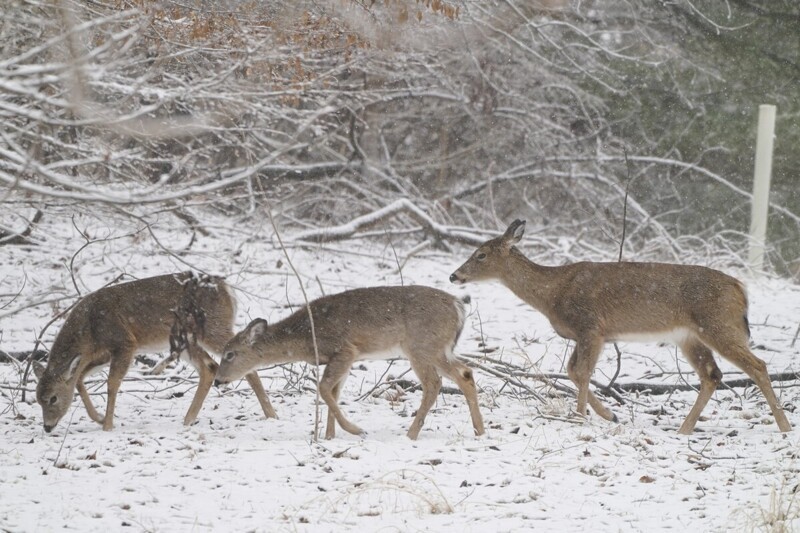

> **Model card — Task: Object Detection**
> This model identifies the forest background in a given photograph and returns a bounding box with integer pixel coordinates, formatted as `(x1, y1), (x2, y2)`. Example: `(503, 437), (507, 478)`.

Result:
(2, 0), (799, 270)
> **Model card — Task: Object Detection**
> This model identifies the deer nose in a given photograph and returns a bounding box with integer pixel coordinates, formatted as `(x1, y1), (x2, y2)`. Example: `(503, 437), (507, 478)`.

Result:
(449, 273), (457, 283)
(213, 379), (223, 387)
(43, 424), (54, 433)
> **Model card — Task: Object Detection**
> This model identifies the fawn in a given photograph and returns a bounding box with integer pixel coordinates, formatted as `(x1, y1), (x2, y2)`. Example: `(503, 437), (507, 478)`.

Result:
(215, 285), (485, 440)
(34, 272), (275, 432)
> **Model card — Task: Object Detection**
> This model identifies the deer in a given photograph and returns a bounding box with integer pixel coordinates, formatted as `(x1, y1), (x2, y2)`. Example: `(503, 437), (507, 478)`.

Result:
(450, 219), (792, 435)
(214, 285), (485, 440)
(33, 272), (276, 432)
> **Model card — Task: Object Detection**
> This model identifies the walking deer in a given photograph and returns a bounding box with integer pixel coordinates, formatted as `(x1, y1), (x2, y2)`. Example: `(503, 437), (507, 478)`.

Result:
(450, 219), (792, 434)
(33, 272), (276, 432)
(214, 285), (485, 440)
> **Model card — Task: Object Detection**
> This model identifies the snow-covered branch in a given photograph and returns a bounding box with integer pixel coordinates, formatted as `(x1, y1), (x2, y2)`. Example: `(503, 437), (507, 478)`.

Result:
(294, 199), (487, 246)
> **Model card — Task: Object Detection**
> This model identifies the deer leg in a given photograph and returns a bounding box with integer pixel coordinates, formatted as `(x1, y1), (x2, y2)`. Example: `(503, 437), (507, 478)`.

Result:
(675, 339), (722, 434)
(438, 360), (485, 438)
(76, 369), (104, 424)
(324, 378), (346, 440)
(318, 352), (363, 438)
(700, 330), (792, 433)
(406, 361), (443, 440)
(182, 345), (218, 426)
(102, 349), (134, 431)
(567, 337), (616, 422)
(244, 371), (278, 420)
(147, 352), (177, 376)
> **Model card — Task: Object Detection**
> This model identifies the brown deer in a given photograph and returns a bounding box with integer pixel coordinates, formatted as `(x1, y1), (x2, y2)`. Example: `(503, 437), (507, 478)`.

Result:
(33, 272), (276, 432)
(214, 285), (485, 440)
(450, 219), (791, 434)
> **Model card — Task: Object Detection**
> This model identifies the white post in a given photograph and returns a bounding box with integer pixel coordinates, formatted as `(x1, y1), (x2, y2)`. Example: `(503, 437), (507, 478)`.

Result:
(748, 104), (776, 273)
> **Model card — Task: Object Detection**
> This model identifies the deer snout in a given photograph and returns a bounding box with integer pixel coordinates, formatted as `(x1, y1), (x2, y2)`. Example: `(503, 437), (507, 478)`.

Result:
(449, 272), (463, 284)
(43, 424), (54, 433)
(213, 378), (225, 387)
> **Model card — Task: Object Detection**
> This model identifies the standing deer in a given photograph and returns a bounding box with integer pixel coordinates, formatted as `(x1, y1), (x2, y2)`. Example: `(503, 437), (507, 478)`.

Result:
(215, 285), (485, 440)
(450, 219), (792, 434)
(33, 272), (276, 432)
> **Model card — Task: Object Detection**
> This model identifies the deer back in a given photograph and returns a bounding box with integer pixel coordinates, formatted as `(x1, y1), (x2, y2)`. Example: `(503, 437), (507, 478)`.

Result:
(218, 285), (468, 382)
(41, 272), (234, 380)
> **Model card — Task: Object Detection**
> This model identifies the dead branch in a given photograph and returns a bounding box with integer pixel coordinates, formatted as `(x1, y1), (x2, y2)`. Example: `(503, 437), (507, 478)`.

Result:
(270, 211), (323, 442)
(293, 199), (488, 247)
(0, 210), (42, 246)
(459, 352), (798, 402)
(169, 204), (211, 237)
(610, 371), (800, 395)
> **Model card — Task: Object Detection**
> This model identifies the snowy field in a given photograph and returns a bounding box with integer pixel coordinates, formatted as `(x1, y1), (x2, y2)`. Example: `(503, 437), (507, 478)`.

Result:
(1, 211), (799, 532)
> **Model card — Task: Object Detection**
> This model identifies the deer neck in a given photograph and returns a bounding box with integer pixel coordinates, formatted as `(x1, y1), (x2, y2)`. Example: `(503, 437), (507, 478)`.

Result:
(262, 326), (315, 365)
(499, 247), (561, 314)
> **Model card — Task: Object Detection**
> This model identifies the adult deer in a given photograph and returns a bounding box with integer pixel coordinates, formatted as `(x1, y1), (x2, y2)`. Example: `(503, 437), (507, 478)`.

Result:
(215, 285), (485, 440)
(34, 272), (276, 432)
(450, 219), (791, 434)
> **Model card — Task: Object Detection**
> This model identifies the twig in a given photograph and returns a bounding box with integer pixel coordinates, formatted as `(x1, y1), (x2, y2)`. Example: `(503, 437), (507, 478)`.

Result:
(466, 359), (547, 401)
(385, 229), (403, 286)
(53, 406), (78, 467)
(68, 216), (95, 296)
(618, 148), (635, 263)
(268, 211), (322, 442)
(0, 272), (26, 311)
(397, 240), (431, 274)
(355, 363), (406, 401)
(606, 148), (636, 396)
(603, 343), (625, 404)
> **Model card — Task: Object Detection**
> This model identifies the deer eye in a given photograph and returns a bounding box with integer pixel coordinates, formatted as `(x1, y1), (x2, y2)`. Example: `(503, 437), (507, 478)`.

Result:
(49, 396), (58, 405)
(224, 351), (235, 362)
(476, 252), (487, 261)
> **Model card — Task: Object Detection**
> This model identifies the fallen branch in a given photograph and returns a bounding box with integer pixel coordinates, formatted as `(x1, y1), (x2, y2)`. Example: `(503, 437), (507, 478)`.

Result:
(459, 352), (799, 401)
(610, 371), (800, 395)
(293, 199), (488, 247)
(0, 209), (42, 245)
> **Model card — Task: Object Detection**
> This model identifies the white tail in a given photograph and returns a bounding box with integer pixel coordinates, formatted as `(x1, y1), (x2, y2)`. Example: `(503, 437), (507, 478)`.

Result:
(215, 285), (485, 440)
(450, 220), (791, 434)
(33, 272), (276, 432)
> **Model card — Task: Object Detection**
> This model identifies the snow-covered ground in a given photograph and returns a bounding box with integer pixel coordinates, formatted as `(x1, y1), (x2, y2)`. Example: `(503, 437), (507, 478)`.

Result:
(1, 211), (799, 532)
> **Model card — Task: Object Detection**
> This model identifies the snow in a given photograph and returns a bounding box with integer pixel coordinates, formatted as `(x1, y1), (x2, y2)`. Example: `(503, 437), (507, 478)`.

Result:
(1, 213), (799, 532)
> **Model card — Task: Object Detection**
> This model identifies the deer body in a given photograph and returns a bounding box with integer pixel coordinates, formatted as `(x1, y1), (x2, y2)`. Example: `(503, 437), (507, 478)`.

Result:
(215, 285), (485, 440)
(450, 220), (791, 434)
(34, 272), (275, 432)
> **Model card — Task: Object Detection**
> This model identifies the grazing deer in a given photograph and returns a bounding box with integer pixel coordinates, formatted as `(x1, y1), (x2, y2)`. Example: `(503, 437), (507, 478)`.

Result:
(33, 272), (276, 432)
(215, 285), (485, 440)
(450, 219), (792, 434)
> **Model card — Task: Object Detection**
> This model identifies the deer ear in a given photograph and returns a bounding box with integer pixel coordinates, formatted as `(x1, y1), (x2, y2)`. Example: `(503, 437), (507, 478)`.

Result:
(65, 356), (81, 380)
(33, 360), (46, 380)
(246, 318), (268, 345)
(503, 219), (526, 245)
